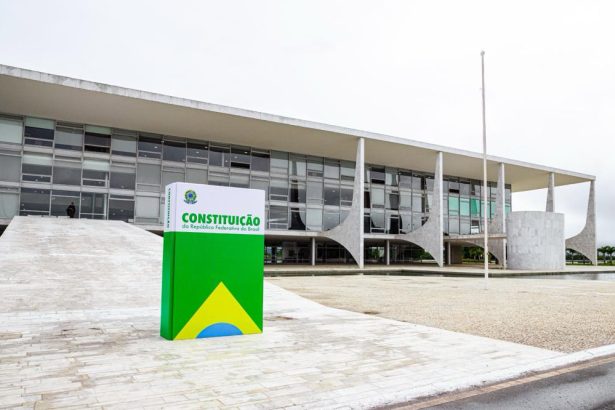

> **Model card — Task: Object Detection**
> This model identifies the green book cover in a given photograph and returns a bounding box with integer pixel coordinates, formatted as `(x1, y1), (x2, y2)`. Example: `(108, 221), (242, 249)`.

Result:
(160, 182), (265, 340)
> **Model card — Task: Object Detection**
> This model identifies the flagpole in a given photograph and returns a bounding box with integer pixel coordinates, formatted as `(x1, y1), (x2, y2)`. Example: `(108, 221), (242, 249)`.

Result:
(481, 50), (489, 279)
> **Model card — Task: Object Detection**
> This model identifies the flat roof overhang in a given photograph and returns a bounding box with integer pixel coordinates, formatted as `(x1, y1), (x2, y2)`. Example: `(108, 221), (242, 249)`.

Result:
(0, 64), (594, 192)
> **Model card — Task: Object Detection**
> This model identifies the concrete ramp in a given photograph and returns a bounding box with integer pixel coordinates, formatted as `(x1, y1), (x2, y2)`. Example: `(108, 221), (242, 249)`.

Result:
(0, 216), (162, 313)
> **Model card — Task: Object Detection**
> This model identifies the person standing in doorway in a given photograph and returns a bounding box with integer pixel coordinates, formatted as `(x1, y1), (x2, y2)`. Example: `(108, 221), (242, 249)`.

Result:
(66, 202), (76, 219)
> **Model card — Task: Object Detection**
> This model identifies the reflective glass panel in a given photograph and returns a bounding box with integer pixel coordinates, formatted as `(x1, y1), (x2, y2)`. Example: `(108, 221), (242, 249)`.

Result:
(0, 154), (21, 182)
(163, 140), (186, 162)
(110, 165), (136, 190)
(251, 151), (269, 172)
(20, 187), (50, 215)
(53, 160), (81, 185)
(0, 116), (23, 144)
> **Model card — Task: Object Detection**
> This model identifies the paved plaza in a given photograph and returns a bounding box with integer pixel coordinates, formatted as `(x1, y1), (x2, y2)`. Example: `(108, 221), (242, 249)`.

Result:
(271, 274), (615, 352)
(0, 217), (612, 409)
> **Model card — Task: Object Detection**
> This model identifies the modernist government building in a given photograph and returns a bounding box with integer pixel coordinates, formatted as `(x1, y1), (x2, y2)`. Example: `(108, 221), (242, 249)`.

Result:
(0, 65), (597, 269)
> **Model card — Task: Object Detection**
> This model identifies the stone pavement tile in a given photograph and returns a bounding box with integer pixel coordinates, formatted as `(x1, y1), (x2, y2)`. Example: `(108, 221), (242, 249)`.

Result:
(0, 217), (568, 409)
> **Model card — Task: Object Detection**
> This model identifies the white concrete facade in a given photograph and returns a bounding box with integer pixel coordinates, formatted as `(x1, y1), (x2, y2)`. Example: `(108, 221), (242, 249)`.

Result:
(507, 211), (566, 270)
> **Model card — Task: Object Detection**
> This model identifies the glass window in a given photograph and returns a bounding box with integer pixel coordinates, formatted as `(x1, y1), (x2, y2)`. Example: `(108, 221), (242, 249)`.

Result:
(138, 135), (162, 158)
(387, 213), (400, 234)
(370, 167), (385, 184)
(472, 183), (481, 196)
(370, 211), (385, 233)
(306, 208), (322, 231)
(364, 213), (371, 233)
(460, 197), (470, 217)
(425, 176), (434, 192)
(340, 161), (355, 181)
(371, 187), (384, 208)
(163, 140), (186, 162)
(386, 192), (399, 210)
(307, 157), (323, 177)
(471, 198), (481, 216)
(251, 151), (269, 172)
(20, 187), (51, 215)
(111, 133), (137, 157)
(110, 165), (136, 190)
(471, 219), (480, 234)
(109, 195), (134, 221)
(230, 146), (250, 169)
(137, 163), (161, 186)
(270, 151), (288, 175)
(290, 181), (306, 203)
(162, 168), (185, 187)
(55, 125), (83, 151)
(50, 190), (80, 216)
(250, 178), (268, 195)
(209, 145), (230, 167)
(80, 192), (107, 219)
(385, 168), (398, 186)
(289, 155), (306, 177)
(460, 218), (471, 235)
(449, 217), (460, 234)
(208, 172), (229, 186)
(323, 210), (339, 230)
(307, 181), (323, 205)
(186, 167), (207, 184)
(82, 159), (110, 187)
(448, 196), (460, 216)
(22, 154), (52, 183)
(412, 176), (422, 190)
(135, 195), (160, 219)
(289, 207), (306, 230)
(340, 186), (353, 207)
(449, 181), (460, 194)
(0, 153), (21, 182)
(399, 191), (412, 210)
(84, 125), (111, 153)
(0, 190), (19, 218)
(412, 193), (423, 213)
(399, 212), (412, 233)
(460, 182), (471, 196)
(324, 184), (340, 206)
(53, 160), (81, 185)
(364, 190), (371, 208)
(0, 116), (23, 145)
(270, 178), (288, 201)
(269, 205), (288, 229)
(187, 141), (208, 164)
(399, 172), (412, 188)
(324, 161), (339, 180)
(230, 172), (249, 188)
(24, 117), (54, 147)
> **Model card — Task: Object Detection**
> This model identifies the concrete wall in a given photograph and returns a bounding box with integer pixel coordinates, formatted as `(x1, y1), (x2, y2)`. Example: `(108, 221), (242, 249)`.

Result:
(507, 211), (565, 270)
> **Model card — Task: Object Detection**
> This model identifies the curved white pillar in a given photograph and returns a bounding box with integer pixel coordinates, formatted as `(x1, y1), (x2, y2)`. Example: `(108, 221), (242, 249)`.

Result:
(322, 138), (365, 268)
(566, 180), (597, 265)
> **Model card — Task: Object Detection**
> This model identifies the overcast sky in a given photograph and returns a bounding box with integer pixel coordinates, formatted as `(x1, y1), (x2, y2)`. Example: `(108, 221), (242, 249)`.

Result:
(1, 1), (613, 244)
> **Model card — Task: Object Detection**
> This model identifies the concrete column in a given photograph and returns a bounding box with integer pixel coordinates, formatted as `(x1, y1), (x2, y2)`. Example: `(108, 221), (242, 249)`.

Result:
(385, 240), (390, 265)
(395, 151), (444, 267)
(487, 162), (507, 268)
(322, 137), (365, 268)
(566, 180), (597, 265)
(447, 241), (451, 265)
(311, 237), (316, 266)
(546, 172), (555, 212)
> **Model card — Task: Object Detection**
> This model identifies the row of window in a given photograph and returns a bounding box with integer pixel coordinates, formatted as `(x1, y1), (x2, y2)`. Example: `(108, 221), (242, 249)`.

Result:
(264, 240), (429, 264)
